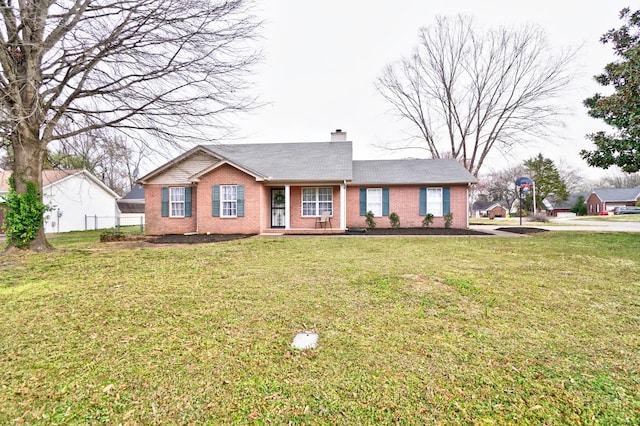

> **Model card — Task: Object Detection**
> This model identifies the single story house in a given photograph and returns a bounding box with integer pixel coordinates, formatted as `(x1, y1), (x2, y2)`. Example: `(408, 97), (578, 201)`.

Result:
(0, 169), (120, 233)
(138, 130), (478, 235)
(586, 187), (640, 215)
(117, 184), (145, 228)
(546, 192), (588, 217)
(472, 200), (509, 219)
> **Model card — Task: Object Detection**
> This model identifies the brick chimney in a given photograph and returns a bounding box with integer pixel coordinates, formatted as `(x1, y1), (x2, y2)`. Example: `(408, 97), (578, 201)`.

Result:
(330, 129), (347, 142)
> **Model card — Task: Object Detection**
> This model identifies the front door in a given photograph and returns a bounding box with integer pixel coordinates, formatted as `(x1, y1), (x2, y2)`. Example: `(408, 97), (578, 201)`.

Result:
(271, 188), (285, 228)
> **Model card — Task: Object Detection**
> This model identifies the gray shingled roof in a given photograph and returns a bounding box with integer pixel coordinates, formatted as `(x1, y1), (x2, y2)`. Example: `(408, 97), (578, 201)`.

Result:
(550, 192), (588, 210)
(121, 184), (145, 200)
(472, 200), (508, 211)
(352, 159), (477, 185)
(204, 142), (353, 181)
(592, 187), (640, 202)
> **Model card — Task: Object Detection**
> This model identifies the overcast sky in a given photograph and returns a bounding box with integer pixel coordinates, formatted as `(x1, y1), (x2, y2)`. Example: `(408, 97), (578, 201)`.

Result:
(228, 0), (631, 180)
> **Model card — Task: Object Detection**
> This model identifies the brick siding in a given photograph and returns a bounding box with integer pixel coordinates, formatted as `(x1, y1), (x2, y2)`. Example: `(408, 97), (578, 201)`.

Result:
(345, 185), (468, 229)
(145, 184), (197, 235)
(146, 168), (470, 234)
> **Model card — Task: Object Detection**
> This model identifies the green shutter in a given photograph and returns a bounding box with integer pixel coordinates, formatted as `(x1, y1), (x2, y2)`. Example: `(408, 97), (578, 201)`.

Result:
(359, 188), (367, 216)
(237, 185), (245, 217)
(161, 187), (169, 217)
(419, 187), (426, 216)
(382, 188), (390, 216)
(185, 187), (192, 217)
(212, 185), (220, 217)
(443, 187), (451, 215)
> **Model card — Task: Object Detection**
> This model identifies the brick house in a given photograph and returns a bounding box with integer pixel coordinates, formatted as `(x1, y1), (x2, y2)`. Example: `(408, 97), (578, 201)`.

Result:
(138, 131), (478, 235)
(471, 201), (509, 219)
(586, 187), (640, 215)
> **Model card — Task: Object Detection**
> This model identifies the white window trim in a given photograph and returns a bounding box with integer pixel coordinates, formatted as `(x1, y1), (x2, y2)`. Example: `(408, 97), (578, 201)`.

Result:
(169, 187), (185, 218)
(367, 188), (383, 217)
(221, 184), (238, 218)
(426, 187), (443, 217)
(301, 187), (333, 217)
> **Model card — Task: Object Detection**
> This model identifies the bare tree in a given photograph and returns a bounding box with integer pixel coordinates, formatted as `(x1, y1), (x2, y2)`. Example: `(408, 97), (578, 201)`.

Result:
(0, 0), (260, 250)
(482, 165), (527, 212)
(48, 125), (147, 196)
(376, 15), (576, 177)
(597, 170), (640, 189)
(555, 159), (584, 193)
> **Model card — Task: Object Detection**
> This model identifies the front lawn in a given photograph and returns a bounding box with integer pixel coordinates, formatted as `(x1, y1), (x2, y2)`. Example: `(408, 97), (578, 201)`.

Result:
(1, 232), (639, 424)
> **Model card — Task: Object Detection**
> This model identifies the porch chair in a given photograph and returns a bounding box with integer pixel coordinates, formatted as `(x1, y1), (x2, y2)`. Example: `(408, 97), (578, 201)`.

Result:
(315, 210), (332, 229)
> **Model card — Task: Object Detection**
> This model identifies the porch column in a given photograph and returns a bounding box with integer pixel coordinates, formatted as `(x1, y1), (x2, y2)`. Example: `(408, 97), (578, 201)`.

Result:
(285, 185), (291, 229)
(340, 183), (346, 230)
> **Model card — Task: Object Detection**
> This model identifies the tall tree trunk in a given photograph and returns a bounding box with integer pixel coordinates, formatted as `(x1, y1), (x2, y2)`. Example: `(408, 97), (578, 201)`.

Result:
(10, 129), (52, 252)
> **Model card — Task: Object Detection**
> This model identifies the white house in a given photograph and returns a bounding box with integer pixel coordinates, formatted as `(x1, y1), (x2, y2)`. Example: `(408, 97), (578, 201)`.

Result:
(0, 169), (120, 233)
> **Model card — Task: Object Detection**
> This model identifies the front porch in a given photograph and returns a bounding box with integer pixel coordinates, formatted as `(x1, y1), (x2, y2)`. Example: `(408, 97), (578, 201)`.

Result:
(262, 228), (346, 235)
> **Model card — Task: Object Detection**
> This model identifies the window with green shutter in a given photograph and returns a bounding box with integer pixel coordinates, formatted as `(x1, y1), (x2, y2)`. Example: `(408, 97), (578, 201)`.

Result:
(213, 184), (244, 218)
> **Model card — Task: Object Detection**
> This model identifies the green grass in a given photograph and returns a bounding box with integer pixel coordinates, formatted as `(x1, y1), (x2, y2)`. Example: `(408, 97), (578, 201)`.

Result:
(1, 232), (639, 424)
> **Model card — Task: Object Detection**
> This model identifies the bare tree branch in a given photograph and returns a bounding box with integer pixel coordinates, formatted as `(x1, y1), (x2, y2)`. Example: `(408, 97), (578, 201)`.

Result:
(376, 14), (577, 176)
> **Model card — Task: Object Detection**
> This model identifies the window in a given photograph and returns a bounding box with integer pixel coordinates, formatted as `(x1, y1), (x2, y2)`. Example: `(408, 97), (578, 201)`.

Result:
(170, 187), (185, 217)
(367, 188), (383, 216)
(212, 184), (244, 218)
(427, 188), (443, 217)
(302, 187), (333, 216)
(221, 185), (237, 217)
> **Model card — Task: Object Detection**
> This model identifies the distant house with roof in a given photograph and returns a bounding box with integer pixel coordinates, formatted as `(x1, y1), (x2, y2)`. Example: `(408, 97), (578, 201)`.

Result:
(117, 184), (145, 227)
(586, 187), (640, 215)
(471, 200), (509, 219)
(546, 192), (588, 217)
(137, 130), (478, 235)
(0, 169), (120, 233)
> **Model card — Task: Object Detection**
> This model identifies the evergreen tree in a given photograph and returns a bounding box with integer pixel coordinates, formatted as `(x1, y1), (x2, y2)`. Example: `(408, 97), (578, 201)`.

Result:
(523, 154), (569, 211)
(582, 8), (640, 173)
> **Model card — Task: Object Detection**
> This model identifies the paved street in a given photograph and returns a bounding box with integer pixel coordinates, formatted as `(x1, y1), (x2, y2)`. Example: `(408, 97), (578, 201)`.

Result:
(471, 217), (640, 234)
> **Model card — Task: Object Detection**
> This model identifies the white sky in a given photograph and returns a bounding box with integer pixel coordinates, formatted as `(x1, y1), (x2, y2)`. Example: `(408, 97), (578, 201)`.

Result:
(228, 0), (631, 180)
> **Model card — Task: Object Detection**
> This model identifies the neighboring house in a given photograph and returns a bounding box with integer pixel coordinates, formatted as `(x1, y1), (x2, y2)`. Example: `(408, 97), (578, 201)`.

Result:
(547, 192), (588, 217)
(0, 169), (120, 233)
(471, 201), (508, 219)
(138, 130), (478, 235)
(117, 184), (145, 227)
(586, 187), (640, 215)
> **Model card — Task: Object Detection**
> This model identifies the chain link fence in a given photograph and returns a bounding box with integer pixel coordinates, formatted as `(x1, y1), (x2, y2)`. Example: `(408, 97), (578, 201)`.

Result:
(85, 215), (145, 234)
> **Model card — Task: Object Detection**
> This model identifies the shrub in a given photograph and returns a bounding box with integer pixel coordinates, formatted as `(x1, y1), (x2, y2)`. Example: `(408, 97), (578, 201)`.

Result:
(528, 212), (550, 223)
(422, 213), (434, 228)
(2, 175), (50, 248)
(100, 229), (127, 242)
(444, 213), (454, 228)
(365, 211), (376, 229)
(389, 212), (400, 228)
